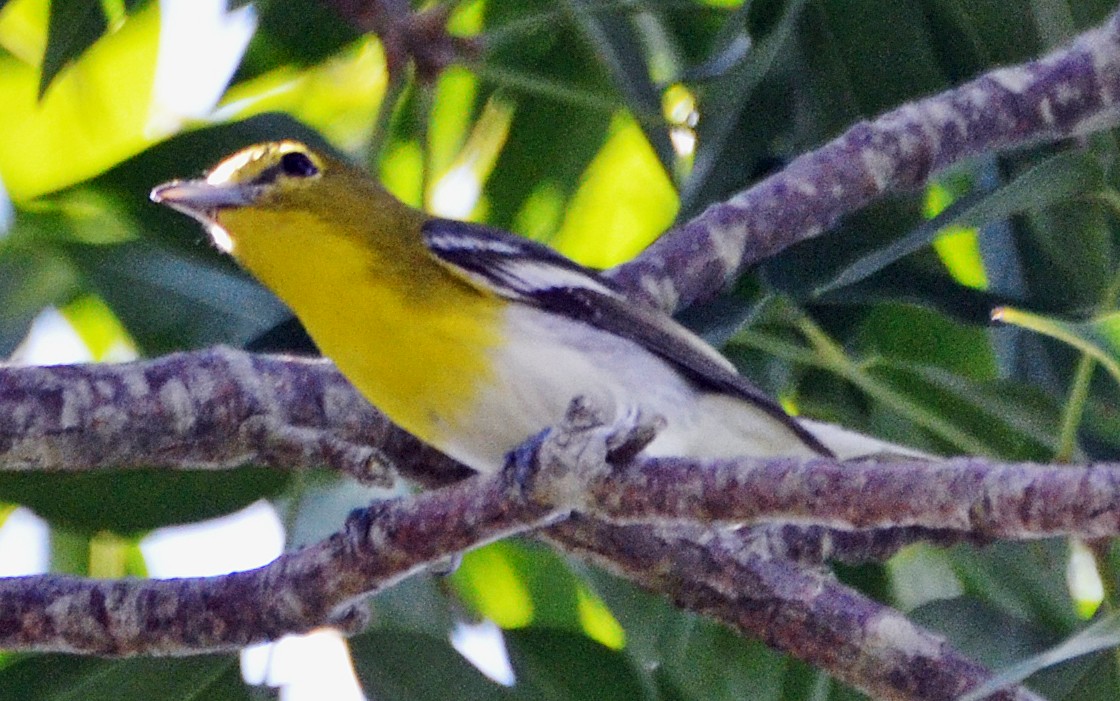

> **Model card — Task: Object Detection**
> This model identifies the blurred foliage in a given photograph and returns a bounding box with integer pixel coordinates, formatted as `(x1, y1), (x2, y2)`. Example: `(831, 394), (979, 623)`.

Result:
(1, 0), (1120, 698)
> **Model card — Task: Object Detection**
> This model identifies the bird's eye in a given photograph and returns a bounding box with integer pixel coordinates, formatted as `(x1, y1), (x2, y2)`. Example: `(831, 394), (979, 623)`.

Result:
(280, 151), (319, 178)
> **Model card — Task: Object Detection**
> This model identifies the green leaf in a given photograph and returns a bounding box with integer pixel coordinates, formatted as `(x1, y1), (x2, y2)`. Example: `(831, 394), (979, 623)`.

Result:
(562, 0), (674, 170)
(957, 611), (1120, 701)
(63, 240), (290, 355)
(349, 629), (514, 701)
(994, 307), (1120, 387)
(582, 566), (788, 701)
(948, 540), (1081, 635)
(911, 597), (1055, 669)
(855, 303), (997, 380)
(236, 0), (359, 79)
(483, 90), (613, 238)
(0, 468), (289, 534)
(0, 653), (245, 701)
(902, 364), (1062, 452)
(1021, 200), (1114, 310)
(548, 115), (678, 268)
(505, 627), (653, 701)
(910, 596), (1120, 699)
(861, 360), (1062, 457)
(0, 2), (162, 201)
(0, 240), (78, 355)
(680, 0), (808, 214)
(886, 543), (964, 612)
(812, 150), (1105, 296)
(39, 0), (107, 98)
(815, 0), (947, 115)
(1058, 652), (1120, 701)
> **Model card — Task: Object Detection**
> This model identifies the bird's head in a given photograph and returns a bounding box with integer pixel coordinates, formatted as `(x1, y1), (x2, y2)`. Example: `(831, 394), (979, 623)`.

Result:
(151, 140), (417, 257)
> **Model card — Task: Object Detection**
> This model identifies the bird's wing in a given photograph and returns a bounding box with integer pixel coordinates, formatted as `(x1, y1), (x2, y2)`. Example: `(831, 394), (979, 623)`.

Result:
(422, 218), (831, 456)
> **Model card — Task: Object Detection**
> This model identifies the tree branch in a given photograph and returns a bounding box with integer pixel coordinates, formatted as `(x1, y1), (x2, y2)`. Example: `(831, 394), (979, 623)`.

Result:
(0, 346), (471, 487)
(0, 357), (1051, 699)
(578, 453), (1120, 539)
(608, 9), (1120, 312)
(549, 517), (1042, 701)
(0, 469), (562, 655)
(0, 409), (1041, 701)
(10, 352), (1119, 541)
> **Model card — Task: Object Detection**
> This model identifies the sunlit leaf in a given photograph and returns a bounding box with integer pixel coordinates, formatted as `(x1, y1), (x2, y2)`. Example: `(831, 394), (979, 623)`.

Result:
(218, 38), (388, 152)
(58, 293), (136, 362)
(429, 93), (513, 219)
(926, 182), (987, 290)
(452, 541), (536, 628)
(550, 114), (677, 267)
(933, 226), (987, 289)
(450, 539), (623, 649)
(0, 0), (48, 64)
(0, 1), (160, 201)
(428, 66), (482, 180)
(886, 543), (963, 612)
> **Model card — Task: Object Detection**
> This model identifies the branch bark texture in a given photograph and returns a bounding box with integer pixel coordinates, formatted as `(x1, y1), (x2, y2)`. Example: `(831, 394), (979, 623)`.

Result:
(0, 346), (470, 487)
(551, 518), (1042, 701)
(0, 471), (559, 655)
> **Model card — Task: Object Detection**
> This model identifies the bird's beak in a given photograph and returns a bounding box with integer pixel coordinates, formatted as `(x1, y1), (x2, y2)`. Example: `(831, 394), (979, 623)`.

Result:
(150, 179), (255, 225)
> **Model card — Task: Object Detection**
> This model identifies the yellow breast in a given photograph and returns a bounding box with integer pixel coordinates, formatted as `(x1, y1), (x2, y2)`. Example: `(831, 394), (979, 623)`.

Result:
(217, 207), (503, 445)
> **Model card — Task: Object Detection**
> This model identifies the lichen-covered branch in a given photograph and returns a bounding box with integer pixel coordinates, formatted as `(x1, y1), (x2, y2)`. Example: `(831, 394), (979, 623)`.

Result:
(0, 418), (1040, 701)
(549, 517), (1042, 701)
(3, 352), (1107, 548)
(0, 470), (561, 655)
(11, 352), (1120, 541)
(0, 346), (471, 487)
(576, 454), (1120, 539)
(719, 524), (988, 565)
(608, 9), (1120, 312)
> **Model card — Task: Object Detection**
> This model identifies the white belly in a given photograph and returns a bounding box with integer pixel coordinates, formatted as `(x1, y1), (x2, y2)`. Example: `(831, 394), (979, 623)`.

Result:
(429, 306), (822, 474)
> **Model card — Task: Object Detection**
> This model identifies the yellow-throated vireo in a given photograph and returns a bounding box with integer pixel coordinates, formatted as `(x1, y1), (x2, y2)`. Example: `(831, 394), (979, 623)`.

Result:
(152, 140), (912, 474)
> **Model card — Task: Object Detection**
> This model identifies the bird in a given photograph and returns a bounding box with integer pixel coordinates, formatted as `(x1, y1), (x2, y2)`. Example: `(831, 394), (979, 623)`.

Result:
(151, 140), (912, 475)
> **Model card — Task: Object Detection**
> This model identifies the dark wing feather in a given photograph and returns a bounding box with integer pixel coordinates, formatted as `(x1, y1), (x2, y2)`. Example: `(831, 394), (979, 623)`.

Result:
(422, 218), (831, 456)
